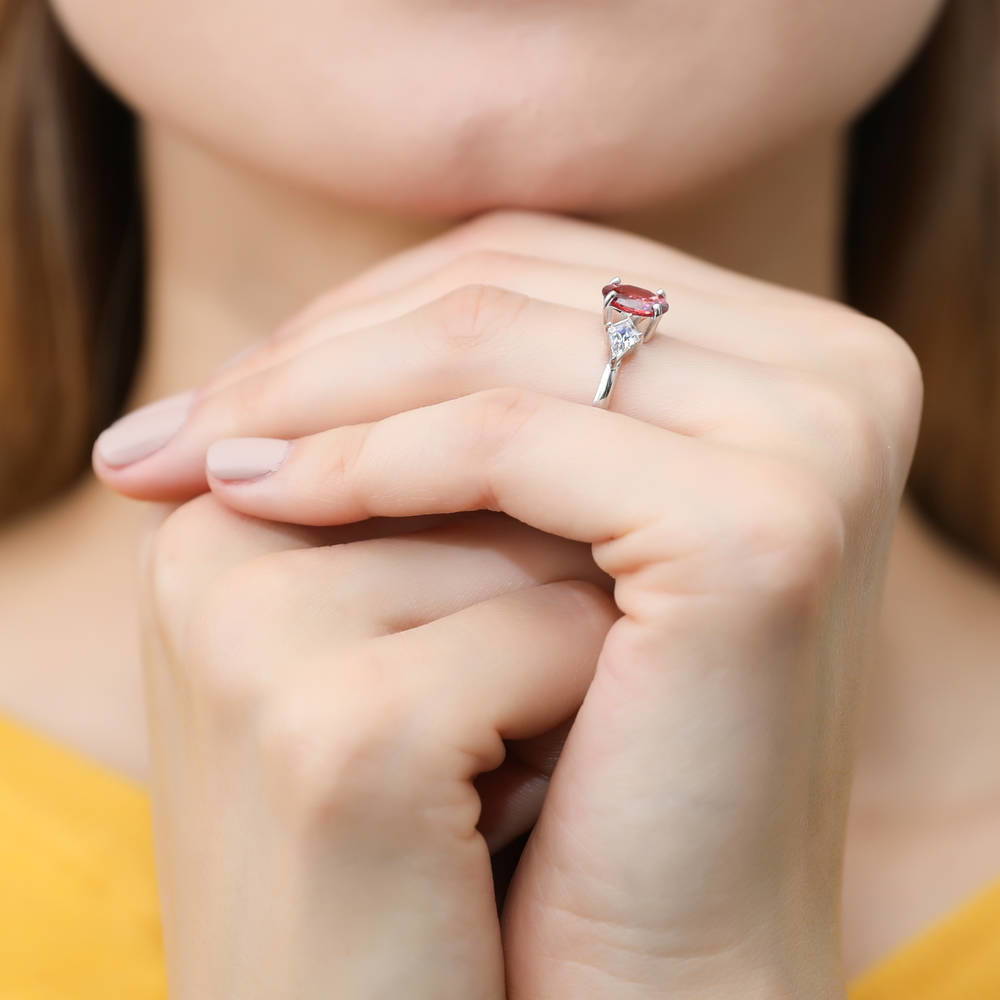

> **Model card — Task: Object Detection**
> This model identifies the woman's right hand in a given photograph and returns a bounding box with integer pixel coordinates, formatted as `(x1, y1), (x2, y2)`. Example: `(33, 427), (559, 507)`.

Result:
(141, 495), (615, 998)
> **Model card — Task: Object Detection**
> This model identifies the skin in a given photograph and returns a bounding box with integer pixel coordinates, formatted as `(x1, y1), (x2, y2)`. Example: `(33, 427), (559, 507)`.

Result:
(51, 0), (941, 217)
(1, 0), (999, 993)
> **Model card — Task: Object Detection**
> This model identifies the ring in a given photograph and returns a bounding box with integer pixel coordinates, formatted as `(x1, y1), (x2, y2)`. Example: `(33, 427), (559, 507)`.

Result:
(592, 278), (668, 409)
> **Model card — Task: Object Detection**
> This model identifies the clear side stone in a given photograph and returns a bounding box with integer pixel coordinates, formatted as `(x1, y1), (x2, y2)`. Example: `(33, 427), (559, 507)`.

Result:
(607, 318), (642, 361)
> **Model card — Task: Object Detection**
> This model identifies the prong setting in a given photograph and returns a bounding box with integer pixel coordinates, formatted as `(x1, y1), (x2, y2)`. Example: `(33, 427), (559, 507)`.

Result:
(593, 278), (669, 407)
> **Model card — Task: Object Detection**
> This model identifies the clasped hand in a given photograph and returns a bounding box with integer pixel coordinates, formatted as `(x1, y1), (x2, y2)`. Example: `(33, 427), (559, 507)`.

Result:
(95, 210), (922, 999)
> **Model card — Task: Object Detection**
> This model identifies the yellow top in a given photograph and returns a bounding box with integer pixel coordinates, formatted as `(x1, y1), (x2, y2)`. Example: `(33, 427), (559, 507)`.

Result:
(1, 713), (998, 999)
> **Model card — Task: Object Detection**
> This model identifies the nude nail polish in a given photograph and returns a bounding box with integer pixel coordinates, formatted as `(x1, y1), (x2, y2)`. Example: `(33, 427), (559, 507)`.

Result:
(206, 438), (289, 481)
(94, 391), (195, 468)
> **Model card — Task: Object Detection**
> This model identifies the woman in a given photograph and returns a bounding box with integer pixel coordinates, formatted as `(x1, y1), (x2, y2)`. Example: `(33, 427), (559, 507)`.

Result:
(1, 0), (997, 995)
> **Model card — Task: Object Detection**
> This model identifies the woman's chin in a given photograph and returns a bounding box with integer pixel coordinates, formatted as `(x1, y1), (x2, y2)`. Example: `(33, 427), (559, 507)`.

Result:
(216, 127), (706, 222)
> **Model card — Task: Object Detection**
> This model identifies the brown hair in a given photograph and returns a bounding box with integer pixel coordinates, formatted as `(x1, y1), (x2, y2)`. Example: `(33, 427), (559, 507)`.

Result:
(846, 0), (998, 565)
(0, 0), (141, 518)
(1, 1), (998, 563)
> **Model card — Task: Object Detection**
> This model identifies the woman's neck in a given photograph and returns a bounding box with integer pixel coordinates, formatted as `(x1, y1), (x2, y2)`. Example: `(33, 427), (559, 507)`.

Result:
(133, 126), (450, 405)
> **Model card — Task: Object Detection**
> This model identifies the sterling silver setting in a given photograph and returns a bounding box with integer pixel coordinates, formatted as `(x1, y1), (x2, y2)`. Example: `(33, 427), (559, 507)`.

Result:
(592, 277), (668, 409)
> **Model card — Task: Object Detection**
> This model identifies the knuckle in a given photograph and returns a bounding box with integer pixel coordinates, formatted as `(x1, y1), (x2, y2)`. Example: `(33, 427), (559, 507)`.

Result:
(797, 378), (892, 494)
(429, 282), (531, 360)
(836, 312), (925, 441)
(257, 701), (375, 823)
(208, 553), (295, 622)
(469, 385), (544, 456)
(237, 332), (285, 372)
(860, 315), (923, 387)
(283, 543), (385, 627)
(308, 423), (371, 504)
(462, 387), (546, 512)
(185, 555), (300, 713)
(233, 364), (288, 428)
(198, 365), (280, 439)
(256, 692), (360, 824)
(256, 653), (437, 827)
(873, 327), (925, 443)
(725, 465), (846, 610)
(186, 643), (268, 721)
(145, 494), (233, 618)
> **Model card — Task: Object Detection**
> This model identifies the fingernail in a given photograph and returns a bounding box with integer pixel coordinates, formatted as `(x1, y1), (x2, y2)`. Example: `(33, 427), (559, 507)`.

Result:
(95, 390), (195, 468)
(207, 438), (289, 481)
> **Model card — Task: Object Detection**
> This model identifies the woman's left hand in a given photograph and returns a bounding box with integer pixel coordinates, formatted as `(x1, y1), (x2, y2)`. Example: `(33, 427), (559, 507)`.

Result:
(95, 210), (923, 997)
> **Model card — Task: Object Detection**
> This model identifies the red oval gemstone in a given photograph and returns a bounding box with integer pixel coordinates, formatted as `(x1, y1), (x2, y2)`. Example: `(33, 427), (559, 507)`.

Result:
(602, 282), (668, 317)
